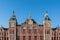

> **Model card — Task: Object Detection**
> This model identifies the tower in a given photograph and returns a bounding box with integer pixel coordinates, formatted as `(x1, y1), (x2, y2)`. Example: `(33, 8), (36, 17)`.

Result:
(9, 10), (17, 27)
(9, 10), (17, 40)
(43, 11), (51, 27)
(43, 11), (51, 40)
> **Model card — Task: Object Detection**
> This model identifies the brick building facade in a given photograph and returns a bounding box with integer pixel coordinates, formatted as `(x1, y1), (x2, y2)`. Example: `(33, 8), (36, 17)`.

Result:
(0, 11), (60, 40)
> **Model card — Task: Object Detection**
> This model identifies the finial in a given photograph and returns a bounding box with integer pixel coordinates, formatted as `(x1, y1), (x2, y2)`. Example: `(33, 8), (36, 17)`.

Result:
(9, 10), (16, 21)
(28, 10), (32, 19)
(45, 11), (48, 17)
(28, 16), (31, 19)
(12, 10), (14, 15)
(44, 11), (51, 21)
(11, 10), (16, 17)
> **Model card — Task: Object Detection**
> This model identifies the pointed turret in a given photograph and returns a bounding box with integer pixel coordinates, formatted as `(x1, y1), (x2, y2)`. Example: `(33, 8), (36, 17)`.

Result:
(43, 11), (51, 27)
(9, 10), (17, 27)
(44, 11), (51, 21)
(9, 10), (16, 21)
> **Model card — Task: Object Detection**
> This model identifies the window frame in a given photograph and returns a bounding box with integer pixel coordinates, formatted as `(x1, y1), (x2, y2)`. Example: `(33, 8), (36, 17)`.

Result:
(28, 29), (31, 34)
(22, 29), (26, 34)
(34, 29), (37, 34)
(17, 29), (20, 35)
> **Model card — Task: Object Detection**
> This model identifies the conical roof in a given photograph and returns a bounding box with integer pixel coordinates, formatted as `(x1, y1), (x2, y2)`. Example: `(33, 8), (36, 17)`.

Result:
(44, 11), (51, 21)
(10, 10), (16, 21)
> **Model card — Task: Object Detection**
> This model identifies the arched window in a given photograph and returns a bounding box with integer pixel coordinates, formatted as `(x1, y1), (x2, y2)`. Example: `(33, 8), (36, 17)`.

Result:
(40, 30), (43, 34)
(10, 30), (14, 34)
(47, 30), (50, 34)
(17, 30), (20, 34)
(22, 29), (26, 34)
(45, 30), (50, 34)
(54, 31), (56, 36)
(28, 29), (31, 34)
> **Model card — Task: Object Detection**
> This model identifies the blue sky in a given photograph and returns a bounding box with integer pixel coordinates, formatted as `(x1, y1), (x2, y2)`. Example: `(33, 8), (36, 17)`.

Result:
(0, 0), (60, 28)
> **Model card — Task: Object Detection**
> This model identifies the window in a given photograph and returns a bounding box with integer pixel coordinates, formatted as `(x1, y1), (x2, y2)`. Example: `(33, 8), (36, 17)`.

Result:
(45, 35), (50, 40)
(28, 29), (31, 34)
(10, 30), (14, 34)
(23, 36), (26, 40)
(10, 36), (14, 40)
(47, 31), (50, 34)
(17, 30), (20, 34)
(51, 37), (53, 40)
(23, 29), (26, 34)
(54, 37), (56, 40)
(4, 37), (6, 40)
(40, 30), (43, 34)
(34, 36), (37, 40)
(7, 37), (9, 40)
(16, 36), (20, 40)
(29, 36), (31, 40)
(40, 36), (43, 40)
(54, 31), (56, 36)
(59, 32), (60, 36)
(4, 32), (6, 36)
(45, 30), (50, 34)
(34, 29), (37, 34)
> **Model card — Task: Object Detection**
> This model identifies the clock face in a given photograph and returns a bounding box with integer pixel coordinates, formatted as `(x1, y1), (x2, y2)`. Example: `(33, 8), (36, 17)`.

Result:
(11, 23), (15, 27)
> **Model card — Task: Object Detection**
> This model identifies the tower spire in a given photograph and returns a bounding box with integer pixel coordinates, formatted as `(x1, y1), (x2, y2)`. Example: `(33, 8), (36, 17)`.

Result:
(45, 11), (48, 17)
(9, 10), (17, 27)
(12, 10), (14, 15)
(43, 11), (51, 28)
(44, 11), (51, 21)
(12, 10), (15, 17)
(28, 10), (32, 19)
(9, 10), (16, 21)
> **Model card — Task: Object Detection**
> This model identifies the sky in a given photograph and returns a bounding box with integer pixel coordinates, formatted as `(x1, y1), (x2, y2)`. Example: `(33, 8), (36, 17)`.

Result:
(0, 0), (60, 28)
